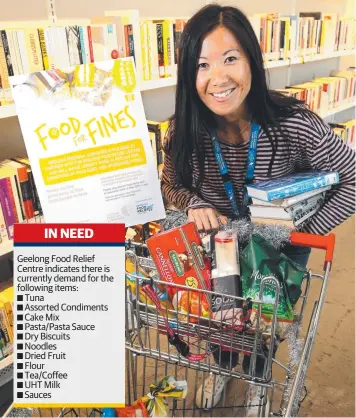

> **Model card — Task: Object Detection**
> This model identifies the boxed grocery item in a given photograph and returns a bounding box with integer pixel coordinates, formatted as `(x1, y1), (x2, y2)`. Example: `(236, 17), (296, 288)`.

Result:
(146, 222), (212, 321)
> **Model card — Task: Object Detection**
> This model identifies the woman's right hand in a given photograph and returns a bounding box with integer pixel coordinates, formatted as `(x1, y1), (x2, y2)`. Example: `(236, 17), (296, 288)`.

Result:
(187, 207), (227, 232)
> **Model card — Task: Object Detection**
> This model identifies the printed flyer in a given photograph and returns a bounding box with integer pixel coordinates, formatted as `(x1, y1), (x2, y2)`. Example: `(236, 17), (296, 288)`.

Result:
(9, 58), (166, 226)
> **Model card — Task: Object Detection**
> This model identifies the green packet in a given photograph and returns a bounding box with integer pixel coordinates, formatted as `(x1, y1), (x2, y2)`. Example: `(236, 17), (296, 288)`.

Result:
(240, 234), (307, 322)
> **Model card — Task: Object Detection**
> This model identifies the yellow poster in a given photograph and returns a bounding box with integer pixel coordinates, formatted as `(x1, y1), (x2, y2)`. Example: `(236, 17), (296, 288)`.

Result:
(10, 58), (165, 226)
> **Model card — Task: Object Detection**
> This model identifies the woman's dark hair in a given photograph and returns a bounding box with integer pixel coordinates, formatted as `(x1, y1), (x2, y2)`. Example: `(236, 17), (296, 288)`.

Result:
(169, 4), (313, 190)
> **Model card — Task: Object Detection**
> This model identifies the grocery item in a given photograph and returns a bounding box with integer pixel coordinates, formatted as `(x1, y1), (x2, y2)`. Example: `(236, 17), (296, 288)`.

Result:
(240, 234), (306, 326)
(171, 290), (210, 322)
(211, 230), (243, 321)
(115, 400), (149, 417)
(146, 222), (212, 299)
(214, 230), (240, 275)
(134, 376), (187, 417)
(125, 254), (176, 322)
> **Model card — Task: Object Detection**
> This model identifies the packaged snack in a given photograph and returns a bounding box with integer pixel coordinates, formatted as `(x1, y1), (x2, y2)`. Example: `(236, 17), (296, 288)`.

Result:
(134, 376), (187, 417)
(146, 222), (212, 299)
(115, 400), (149, 417)
(171, 290), (210, 323)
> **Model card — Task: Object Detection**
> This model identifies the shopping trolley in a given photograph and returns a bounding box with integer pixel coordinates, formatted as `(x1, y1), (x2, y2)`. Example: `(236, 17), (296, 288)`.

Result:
(125, 230), (335, 418)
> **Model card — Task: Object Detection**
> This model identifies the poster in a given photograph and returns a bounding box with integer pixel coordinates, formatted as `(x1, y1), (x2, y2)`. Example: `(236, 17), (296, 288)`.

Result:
(10, 58), (166, 226)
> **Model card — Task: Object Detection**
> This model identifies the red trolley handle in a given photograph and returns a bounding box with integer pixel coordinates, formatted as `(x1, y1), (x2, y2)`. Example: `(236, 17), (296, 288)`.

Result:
(290, 231), (335, 271)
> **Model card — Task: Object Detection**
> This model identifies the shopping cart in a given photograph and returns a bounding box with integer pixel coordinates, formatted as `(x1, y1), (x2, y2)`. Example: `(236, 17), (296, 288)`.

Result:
(5, 229), (335, 418)
(125, 230), (335, 418)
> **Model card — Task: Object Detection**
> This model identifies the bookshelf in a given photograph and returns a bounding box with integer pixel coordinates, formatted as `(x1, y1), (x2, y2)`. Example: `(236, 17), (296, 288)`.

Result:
(319, 100), (356, 118)
(0, 354), (13, 387)
(0, 0), (354, 382)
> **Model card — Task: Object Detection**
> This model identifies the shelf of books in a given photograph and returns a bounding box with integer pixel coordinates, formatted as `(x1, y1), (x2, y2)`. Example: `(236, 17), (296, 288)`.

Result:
(0, 10), (354, 112)
(0, 283), (13, 387)
(0, 353), (14, 387)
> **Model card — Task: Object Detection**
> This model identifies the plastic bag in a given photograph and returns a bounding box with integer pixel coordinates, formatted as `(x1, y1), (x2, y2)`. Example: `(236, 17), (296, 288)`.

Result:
(240, 234), (306, 325)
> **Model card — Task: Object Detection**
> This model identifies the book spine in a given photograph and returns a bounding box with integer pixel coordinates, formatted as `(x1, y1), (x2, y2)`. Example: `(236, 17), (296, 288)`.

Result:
(16, 166), (34, 219)
(156, 23), (165, 78)
(289, 195), (325, 227)
(38, 28), (49, 70)
(0, 36), (12, 104)
(87, 26), (94, 63)
(16, 30), (30, 74)
(266, 173), (339, 201)
(140, 21), (150, 81)
(0, 177), (16, 239)
(25, 28), (44, 72)
(148, 22), (159, 80)
(0, 308), (10, 344)
(6, 176), (19, 223)
(127, 25), (135, 63)
(162, 21), (171, 77)
(3, 302), (13, 342)
(1, 31), (14, 76)
(0, 202), (8, 241)
(66, 26), (82, 66)
(7, 30), (20, 75)
(78, 26), (86, 64)
(11, 174), (25, 223)
(28, 170), (41, 215)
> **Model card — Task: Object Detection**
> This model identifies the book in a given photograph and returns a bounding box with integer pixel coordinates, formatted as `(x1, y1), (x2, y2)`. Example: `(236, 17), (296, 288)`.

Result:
(251, 185), (331, 207)
(287, 192), (325, 226)
(250, 192), (326, 225)
(246, 171), (339, 201)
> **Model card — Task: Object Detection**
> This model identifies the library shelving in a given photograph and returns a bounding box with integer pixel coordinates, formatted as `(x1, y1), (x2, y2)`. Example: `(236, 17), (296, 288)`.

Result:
(319, 100), (356, 118)
(0, 99), (354, 257)
(0, 49), (354, 119)
(0, 354), (13, 388)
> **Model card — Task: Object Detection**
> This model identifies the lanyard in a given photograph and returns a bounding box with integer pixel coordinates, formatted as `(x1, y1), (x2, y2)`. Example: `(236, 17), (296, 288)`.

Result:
(211, 123), (260, 218)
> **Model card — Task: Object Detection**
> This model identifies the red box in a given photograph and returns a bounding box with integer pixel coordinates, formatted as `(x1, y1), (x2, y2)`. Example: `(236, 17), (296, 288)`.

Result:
(146, 222), (212, 300)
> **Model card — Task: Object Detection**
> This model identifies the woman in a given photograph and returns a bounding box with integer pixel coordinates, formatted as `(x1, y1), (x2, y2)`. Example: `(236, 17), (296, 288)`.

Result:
(161, 3), (355, 415)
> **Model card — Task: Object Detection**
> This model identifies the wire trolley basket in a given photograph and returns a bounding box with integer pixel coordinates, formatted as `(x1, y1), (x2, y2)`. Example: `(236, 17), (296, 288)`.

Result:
(124, 230), (335, 418)
(5, 228), (335, 418)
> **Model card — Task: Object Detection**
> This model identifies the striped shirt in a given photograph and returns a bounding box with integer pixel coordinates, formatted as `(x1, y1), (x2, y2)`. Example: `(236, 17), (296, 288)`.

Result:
(161, 110), (356, 235)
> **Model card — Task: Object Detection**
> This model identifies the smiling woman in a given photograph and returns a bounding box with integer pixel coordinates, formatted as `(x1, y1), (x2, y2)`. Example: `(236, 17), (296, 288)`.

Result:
(160, 3), (356, 414)
(161, 4), (355, 236)
(196, 27), (251, 124)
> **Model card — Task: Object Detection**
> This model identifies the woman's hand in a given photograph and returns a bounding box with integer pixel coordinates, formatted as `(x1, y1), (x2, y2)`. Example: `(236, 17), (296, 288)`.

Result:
(187, 207), (227, 232)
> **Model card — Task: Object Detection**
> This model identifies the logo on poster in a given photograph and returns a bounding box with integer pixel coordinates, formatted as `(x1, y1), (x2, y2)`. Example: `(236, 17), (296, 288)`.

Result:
(121, 204), (134, 216)
(136, 203), (154, 214)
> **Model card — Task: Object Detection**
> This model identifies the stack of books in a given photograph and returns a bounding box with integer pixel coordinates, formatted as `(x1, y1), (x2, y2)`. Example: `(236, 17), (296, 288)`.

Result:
(330, 119), (356, 149)
(147, 119), (170, 179)
(0, 157), (43, 244)
(0, 286), (13, 360)
(246, 171), (340, 227)
(139, 19), (187, 81)
(275, 68), (356, 115)
(249, 12), (355, 62)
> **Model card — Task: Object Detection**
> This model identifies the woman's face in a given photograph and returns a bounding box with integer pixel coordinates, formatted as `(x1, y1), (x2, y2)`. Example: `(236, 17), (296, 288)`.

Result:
(196, 26), (251, 120)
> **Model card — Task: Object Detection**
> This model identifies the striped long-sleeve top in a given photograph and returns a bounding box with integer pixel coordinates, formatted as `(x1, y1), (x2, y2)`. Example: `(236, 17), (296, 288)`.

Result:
(161, 110), (356, 235)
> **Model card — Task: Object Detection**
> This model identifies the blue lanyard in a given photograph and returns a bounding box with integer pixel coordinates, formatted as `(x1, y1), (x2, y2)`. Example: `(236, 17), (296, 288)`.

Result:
(211, 123), (260, 218)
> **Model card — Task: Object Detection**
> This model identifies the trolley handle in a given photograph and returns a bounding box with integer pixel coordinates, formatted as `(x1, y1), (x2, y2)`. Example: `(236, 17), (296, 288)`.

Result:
(290, 231), (335, 271)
